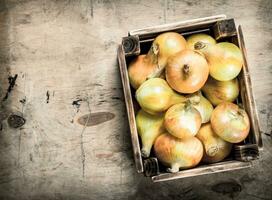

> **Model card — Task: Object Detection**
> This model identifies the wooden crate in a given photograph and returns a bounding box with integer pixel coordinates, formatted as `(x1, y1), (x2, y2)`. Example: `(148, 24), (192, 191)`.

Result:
(117, 15), (262, 182)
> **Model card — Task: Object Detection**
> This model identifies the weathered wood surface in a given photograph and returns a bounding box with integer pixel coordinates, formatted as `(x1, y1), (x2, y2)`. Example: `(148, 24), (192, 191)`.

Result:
(0, 0), (271, 199)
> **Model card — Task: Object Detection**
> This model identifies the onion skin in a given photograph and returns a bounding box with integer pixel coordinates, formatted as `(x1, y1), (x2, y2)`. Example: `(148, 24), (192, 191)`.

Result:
(154, 133), (203, 173)
(202, 77), (239, 106)
(166, 49), (209, 93)
(196, 42), (243, 81)
(128, 32), (186, 88)
(186, 33), (216, 50)
(135, 78), (188, 115)
(128, 54), (157, 89)
(164, 102), (202, 139)
(136, 109), (165, 158)
(192, 93), (214, 123)
(150, 32), (187, 71)
(196, 123), (232, 163)
(211, 102), (250, 143)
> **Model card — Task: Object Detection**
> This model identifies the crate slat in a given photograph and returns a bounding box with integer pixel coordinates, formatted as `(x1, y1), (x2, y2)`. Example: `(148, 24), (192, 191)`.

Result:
(237, 26), (263, 149)
(151, 161), (251, 182)
(117, 45), (144, 173)
(129, 15), (226, 38)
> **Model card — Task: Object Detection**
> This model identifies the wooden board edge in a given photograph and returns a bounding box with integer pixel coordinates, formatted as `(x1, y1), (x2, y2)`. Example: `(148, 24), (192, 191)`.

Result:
(237, 26), (263, 149)
(129, 14), (227, 36)
(151, 161), (252, 183)
(117, 45), (144, 173)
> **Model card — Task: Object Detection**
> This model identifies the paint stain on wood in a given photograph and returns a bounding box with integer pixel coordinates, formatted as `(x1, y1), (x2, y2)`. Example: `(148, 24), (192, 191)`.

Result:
(95, 153), (114, 159)
(46, 91), (50, 104)
(72, 99), (83, 110)
(77, 112), (115, 126)
(3, 74), (18, 101)
(211, 180), (242, 198)
(29, 153), (33, 162)
(16, 14), (31, 25)
(240, 174), (255, 184)
(7, 114), (26, 128)
(19, 97), (26, 105)
(111, 96), (121, 100)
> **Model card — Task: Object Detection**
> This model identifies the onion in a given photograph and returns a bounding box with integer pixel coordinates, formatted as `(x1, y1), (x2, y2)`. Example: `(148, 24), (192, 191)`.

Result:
(196, 123), (232, 163)
(195, 42), (243, 81)
(147, 32), (187, 78)
(128, 32), (186, 88)
(164, 101), (202, 139)
(166, 49), (209, 93)
(128, 54), (157, 89)
(211, 102), (250, 143)
(202, 77), (239, 106)
(136, 78), (199, 115)
(192, 92), (214, 123)
(136, 109), (165, 158)
(154, 133), (203, 173)
(186, 33), (216, 50)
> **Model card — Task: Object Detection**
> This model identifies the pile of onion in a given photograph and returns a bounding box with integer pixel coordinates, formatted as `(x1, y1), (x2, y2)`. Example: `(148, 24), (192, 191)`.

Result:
(126, 30), (251, 174)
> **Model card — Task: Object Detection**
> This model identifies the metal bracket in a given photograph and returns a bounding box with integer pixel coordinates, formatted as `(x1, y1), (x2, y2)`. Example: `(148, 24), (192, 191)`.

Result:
(143, 157), (160, 177)
(213, 19), (237, 41)
(234, 144), (259, 162)
(122, 35), (140, 57)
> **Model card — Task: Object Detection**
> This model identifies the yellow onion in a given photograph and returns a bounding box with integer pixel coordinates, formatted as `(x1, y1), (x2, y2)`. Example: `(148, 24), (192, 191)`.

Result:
(166, 49), (209, 93)
(136, 109), (165, 158)
(164, 102), (202, 139)
(147, 32), (187, 78)
(202, 77), (239, 106)
(186, 33), (216, 50)
(211, 102), (250, 143)
(192, 92), (214, 123)
(154, 133), (203, 173)
(195, 42), (243, 81)
(196, 123), (232, 163)
(128, 54), (158, 89)
(136, 78), (200, 115)
(128, 32), (186, 88)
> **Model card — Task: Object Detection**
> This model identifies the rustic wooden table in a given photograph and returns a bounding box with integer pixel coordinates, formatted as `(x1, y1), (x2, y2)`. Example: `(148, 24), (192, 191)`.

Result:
(0, 1), (271, 199)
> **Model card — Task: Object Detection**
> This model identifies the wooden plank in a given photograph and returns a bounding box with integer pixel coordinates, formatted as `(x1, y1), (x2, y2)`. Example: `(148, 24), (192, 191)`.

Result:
(237, 26), (263, 149)
(152, 161), (252, 183)
(117, 45), (143, 173)
(129, 14), (226, 37)
(0, 1), (271, 199)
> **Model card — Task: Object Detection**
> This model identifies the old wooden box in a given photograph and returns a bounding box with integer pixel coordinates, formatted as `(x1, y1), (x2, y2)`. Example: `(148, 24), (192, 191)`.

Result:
(117, 15), (262, 182)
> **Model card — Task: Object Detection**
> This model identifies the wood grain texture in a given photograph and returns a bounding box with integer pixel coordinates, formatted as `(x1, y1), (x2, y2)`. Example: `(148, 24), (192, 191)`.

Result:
(0, 0), (271, 199)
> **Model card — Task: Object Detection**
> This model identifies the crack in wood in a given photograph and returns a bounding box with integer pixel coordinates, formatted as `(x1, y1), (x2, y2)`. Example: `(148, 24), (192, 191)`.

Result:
(72, 98), (83, 112)
(2, 74), (18, 101)
(90, 0), (94, 18)
(79, 96), (92, 178)
(46, 90), (50, 104)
